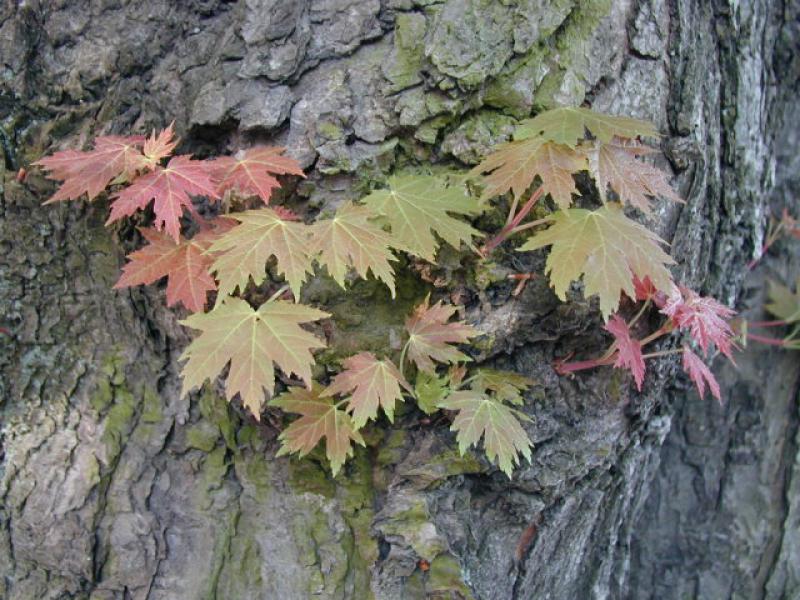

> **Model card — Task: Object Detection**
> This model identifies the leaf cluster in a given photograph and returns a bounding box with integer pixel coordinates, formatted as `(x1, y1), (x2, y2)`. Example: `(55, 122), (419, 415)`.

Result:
(34, 105), (742, 477)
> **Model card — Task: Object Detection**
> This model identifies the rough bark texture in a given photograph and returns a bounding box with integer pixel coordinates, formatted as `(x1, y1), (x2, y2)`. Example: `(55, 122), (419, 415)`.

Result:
(1, 1), (798, 599)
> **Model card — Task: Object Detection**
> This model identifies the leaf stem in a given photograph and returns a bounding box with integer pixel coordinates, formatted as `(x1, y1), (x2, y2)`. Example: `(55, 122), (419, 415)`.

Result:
(398, 339), (411, 380)
(267, 285), (290, 303)
(641, 348), (685, 360)
(508, 216), (556, 235)
(745, 332), (793, 347)
(481, 186), (546, 255)
(627, 299), (652, 329)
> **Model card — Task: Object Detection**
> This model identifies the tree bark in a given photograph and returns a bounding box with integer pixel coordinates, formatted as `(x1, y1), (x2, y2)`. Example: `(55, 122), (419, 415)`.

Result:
(1, 1), (797, 599)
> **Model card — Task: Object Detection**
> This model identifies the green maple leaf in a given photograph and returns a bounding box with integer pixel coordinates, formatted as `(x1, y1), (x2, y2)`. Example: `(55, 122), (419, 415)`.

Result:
(208, 207), (314, 301)
(361, 175), (483, 261)
(414, 371), (450, 415)
(519, 205), (675, 319)
(766, 278), (800, 323)
(514, 107), (659, 148)
(309, 202), (399, 297)
(179, 297), (329, 418)
(437, 388), (533, 477)
(469, 368), (535, 404)
(270, 384), (365, 476)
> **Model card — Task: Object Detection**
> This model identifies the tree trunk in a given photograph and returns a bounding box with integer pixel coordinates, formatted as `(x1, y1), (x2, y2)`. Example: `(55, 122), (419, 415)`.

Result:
(1, 1), (797, 599)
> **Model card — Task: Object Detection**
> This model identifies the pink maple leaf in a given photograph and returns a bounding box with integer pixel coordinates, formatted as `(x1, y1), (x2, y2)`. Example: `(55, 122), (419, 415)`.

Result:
(682, 347), (722, 402)
(661, 286), (736, 360)
(605, 314), (645, 390)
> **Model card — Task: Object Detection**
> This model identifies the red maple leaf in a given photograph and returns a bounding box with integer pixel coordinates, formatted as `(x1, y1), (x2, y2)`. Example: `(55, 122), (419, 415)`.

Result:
(211, 146), (304, 205)
(107, 155), (220, 242)
(35, 135), (147, 203)
(114, 220), (233, 312)
(682, 347), (721, 402)
(605, 314), (645, 390)
(661, 286), (736, 360)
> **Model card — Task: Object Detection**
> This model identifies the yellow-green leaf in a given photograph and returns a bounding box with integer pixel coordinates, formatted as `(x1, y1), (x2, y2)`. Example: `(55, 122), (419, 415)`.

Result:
(766, 278), (800, 323)
(515, 107), (659, 148)
(414, 371), (450, 415)
(322, 352), (412, 427)
(271, 384), (365, 476)
(519, 205), (674, 319)
(309, 202), (399, 296)
(437, 388), (533, 477)
(209, 208), (313, 301)
(469, 368), (535, 405)
(179, 297), (329, 418)
(361, 175), (482, 261)
(470, 137), (585, 208)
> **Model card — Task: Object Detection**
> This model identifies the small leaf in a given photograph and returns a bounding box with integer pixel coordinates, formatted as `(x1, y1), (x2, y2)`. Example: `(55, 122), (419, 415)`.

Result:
(404, 297), (478, 373)
(604, 315), (645, 391)
(142, 123), (178, 167)
(765, 278), (800, 323)
(309, 202), (399, 297)
(414, 371), (450, 415)
(211, 146), (304, 205)
(584, 140), (682, 214)
(469, 368), (535, 405)
(361, 175), (483, 261)
(271, 384), (365, 476)
(661, 286), (736, 360)
(322, 352), (412, 427)
(515, 107), (659, 147)
(107, 155), (220, 243)
(209, 207), (314, 301)
(35, 135), (147, 203)
(437, 389), (533, 477)
(682, 347), (721, 402)
(519, 205), (675, 319)
(470, 138), (585, 208)
(179, 297), (329, 418)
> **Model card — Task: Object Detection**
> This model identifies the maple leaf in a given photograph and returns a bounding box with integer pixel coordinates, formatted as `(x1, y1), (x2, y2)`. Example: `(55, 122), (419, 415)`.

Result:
(604, 315), (645, 390)
(437, 388), (533, 477)
(208, 207), (314, 301)
(470, 137), (586, 208)
(35, 135), (148, 203)
(519, 205), (675, 319)
(584, 140), (682, 214)
(141, 122), (178, 167)
(107, 155), (220, 243)
(404, 297), (478, 373)
(270, 384), (365, 476)
(179, 297), (329, 417)
(469, 368), (535, 403)
(414, 371), (450, 415)
(114, 221), (233, 312)
(514, 107), (659, 148)
(765, 278), (800, 323)
(211, 146), (304, 205)
(322, 352), (412, 427)
(361, 175), (483, 261)
(682, 347), (721, 402)
(309, 202), (399, 297)
(661, 286), (736, 360)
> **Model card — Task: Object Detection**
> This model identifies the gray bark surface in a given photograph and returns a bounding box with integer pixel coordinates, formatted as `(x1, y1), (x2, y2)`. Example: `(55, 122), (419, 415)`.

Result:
(1, 1), (798, 599)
